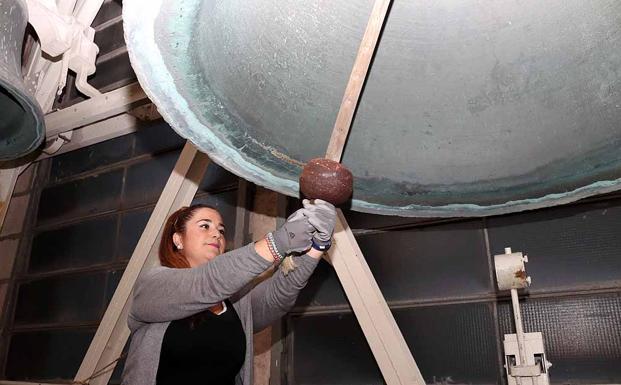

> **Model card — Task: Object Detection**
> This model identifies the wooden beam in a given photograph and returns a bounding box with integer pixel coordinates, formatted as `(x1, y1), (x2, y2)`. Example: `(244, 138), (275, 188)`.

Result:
(0, 166), (28, 233)
(325, 0), (391, 161)
(325, 210), (425, 385)
(73, 141), (210, 385)
(45, 82), (148, 138)
(0, 169), (19, 231)
(37, 113), (141, 161)
(248, 187), (281, 385)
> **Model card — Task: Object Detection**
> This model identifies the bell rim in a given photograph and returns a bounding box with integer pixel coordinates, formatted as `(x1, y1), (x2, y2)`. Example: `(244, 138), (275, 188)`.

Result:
(0, 78), (46, 161)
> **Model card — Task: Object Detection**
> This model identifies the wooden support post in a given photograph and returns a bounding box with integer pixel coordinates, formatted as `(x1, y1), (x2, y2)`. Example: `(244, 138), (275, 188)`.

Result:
(233, 179), (249, 249)
(325, 210), (425, 385)
(248, 187), (281, 385)
(0, 168), (22, 232)
(72, 141), (210, 385)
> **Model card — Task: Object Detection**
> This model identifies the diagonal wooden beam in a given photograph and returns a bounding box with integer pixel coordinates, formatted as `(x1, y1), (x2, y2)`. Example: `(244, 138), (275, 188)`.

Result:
(72, 141), (210, 385)
(0, 165), (29, 232)
(0, 169), (20, 231)
(325, 210), (425, 385)
(325, 0), (392, 162)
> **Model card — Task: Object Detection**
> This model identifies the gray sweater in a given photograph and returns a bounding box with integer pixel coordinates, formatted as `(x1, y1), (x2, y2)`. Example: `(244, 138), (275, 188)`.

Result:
(121, 243), (319, 385)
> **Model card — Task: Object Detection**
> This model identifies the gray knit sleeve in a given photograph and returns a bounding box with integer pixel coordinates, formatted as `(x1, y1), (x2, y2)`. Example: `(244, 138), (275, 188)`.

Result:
(250, 254), (320, 332)
(130, 243), (273, 323)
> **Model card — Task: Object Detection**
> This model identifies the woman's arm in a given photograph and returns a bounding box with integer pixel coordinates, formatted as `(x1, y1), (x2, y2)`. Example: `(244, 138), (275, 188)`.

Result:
(130, 207), (319, 324)
(250, 252), (322, 332)
(130, 243), (273, 323)
(249, 200), (335, 331)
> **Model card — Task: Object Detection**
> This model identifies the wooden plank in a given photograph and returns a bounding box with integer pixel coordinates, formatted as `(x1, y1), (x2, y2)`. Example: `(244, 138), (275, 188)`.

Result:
(325, 0), (392, 161)
(0, 166), (27, 233)
(249, 187), (280, 385)
(325, 209), (425, 385)
(0, 168), (19, 231)
(45, 82), (148, 138)
(73, 141), (211, 385)
(269, 193), (287, 385)
(37, 113), (141, 161)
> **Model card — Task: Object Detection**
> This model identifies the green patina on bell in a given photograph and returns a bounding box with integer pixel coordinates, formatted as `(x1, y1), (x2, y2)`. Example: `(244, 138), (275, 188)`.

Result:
(125, 0), (621, 217)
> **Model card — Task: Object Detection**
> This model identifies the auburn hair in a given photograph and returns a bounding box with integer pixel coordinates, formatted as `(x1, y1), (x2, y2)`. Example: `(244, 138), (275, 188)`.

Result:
(159, 204), (220, 269)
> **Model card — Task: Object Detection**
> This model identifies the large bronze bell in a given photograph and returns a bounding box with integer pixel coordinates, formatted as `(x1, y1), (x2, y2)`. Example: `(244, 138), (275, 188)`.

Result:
(0, 0), (45, 161)
(124, 0), (621, 217)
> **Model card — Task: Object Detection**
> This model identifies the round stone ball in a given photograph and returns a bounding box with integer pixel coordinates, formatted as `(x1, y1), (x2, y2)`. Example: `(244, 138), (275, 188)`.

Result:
(299, 158), (353, 205)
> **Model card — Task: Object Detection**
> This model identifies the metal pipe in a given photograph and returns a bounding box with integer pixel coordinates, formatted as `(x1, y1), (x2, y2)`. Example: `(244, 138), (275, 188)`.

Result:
(511, 288), (527, 385)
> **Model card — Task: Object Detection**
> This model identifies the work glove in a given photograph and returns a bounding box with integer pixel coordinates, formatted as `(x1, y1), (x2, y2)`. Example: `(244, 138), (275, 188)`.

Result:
(270, 208), (315, 256)
(302, 199), (336, 251)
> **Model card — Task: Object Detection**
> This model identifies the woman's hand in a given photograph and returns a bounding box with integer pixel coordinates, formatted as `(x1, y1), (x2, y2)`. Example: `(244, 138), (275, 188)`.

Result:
(303, 199), (336, 247)
(300, 199), (336, 259)
(255, 200), (337, 262)
(255, 210), (315, 263)
(271, 209), (316, 255)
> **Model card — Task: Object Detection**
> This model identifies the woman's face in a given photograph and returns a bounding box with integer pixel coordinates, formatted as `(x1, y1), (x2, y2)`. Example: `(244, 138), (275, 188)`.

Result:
(173, 207), (226, 267)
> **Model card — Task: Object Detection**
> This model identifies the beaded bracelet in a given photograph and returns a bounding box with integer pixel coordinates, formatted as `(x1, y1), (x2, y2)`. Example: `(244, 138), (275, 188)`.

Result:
(265, 232), (284, 264)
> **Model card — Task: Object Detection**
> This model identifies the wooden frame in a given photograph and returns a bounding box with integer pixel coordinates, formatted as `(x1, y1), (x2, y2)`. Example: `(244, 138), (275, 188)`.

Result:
(1, 144), (424, 385)
(67, 149), (423, 384)
(0, 0), (423, 381)
(0, 81), (424, 384)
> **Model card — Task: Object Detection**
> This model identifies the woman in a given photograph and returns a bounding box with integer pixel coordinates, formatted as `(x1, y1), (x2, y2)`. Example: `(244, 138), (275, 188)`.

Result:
(121, 199), (336, 385)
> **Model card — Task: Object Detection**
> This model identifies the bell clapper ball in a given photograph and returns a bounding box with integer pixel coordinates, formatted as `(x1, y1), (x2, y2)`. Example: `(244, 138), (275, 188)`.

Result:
(299, 158), (353, 205)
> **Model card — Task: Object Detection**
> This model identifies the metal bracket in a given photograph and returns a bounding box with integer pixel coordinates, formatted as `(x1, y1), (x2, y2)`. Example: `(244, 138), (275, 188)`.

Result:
(495, 248), (552, 385)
